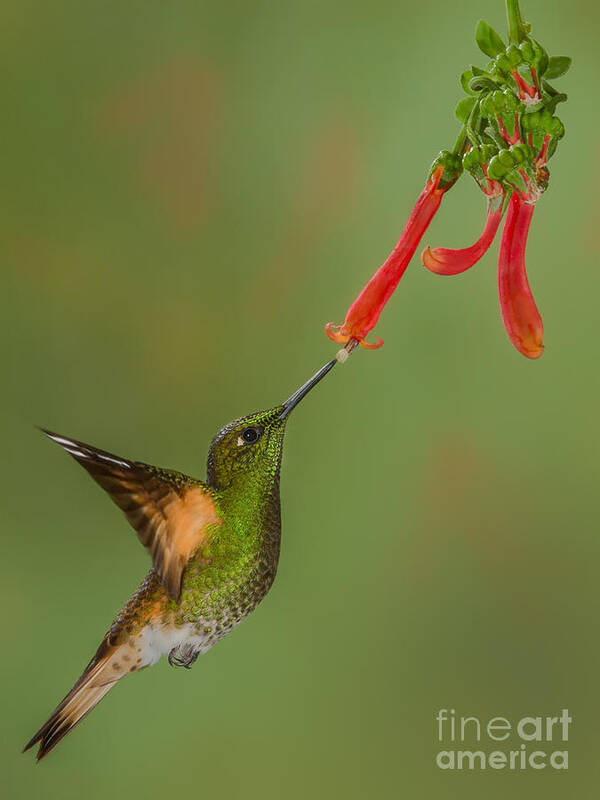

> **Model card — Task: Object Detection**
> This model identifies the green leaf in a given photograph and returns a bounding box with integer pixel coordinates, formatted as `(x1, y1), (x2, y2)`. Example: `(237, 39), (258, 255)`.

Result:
(544, 91), (568, 115)
(542, 80), (559, 97)
(469, 75), (500, 93)
(460, 65), (486, 95)
(460, 69), (475, 95)
(531, 38), (549, 76)
(545, 56), (572, 79)
(475, 20), (506, 58)
(541, 81), (568, 113)
(455, 96), (476, 123)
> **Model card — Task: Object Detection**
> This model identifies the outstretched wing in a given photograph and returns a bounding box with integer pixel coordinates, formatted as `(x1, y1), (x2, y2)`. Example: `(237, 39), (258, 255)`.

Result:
(41, 429), (221, 600)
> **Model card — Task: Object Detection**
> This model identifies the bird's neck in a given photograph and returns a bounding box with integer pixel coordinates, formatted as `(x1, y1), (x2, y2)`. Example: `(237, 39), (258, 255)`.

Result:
(216, 470), (282, 552)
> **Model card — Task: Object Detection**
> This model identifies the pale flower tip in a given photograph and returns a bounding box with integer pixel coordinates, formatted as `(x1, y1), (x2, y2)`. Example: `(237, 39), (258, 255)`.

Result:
(324, 322), (349, 345)
(520, 341), (544, 360)
(421, 246), (437, 271)
(422, 245), (453, 275)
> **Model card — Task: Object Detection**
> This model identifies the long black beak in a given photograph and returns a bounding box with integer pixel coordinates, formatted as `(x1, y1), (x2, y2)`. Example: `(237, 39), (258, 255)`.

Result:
(279, 359), (337, 419)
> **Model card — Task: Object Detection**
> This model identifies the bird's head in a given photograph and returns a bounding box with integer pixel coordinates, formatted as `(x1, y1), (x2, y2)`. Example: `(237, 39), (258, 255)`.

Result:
(206, 359), (336, 491)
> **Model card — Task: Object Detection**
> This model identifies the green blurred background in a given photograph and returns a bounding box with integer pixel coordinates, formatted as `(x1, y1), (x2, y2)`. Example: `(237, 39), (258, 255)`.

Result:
(3, 0), (599, 796)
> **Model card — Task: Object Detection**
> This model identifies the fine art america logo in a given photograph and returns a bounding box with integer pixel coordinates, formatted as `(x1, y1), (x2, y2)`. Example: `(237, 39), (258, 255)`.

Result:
(435, 709), (571, 771)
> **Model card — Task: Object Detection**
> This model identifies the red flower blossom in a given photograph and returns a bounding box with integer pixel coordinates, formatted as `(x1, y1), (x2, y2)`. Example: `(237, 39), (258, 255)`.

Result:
(422, 194), (505, 276)
(422, 129), (554, 358)
(498, 192), (543, 359)
(325, 162), (458, 349)
(512, 69), (541, 105)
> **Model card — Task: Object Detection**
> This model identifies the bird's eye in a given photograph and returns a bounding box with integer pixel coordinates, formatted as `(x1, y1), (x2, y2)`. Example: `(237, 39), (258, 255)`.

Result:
(238, 427), (261, 445)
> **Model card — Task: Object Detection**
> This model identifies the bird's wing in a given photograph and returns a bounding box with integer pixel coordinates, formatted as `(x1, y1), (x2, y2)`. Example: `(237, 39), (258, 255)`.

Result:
(41, 429), (221, 600)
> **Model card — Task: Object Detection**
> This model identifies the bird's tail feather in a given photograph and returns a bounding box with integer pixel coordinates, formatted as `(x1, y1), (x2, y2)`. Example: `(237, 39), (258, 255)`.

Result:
(23, 643), (121, 761)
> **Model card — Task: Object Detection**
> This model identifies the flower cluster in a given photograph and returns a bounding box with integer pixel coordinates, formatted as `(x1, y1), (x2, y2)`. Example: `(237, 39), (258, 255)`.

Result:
(326, 0), (570, 359)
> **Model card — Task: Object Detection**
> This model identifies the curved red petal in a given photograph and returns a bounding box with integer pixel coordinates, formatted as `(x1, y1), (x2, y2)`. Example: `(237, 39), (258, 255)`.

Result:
(497, 193), (544, 359)
(422, 196), (504, 276)
(324, 322), (351, 344)
(359, 337), (384, 350)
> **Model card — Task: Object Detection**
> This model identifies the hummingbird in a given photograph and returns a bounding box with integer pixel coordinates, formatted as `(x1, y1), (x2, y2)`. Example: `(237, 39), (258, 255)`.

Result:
(23, 358), (337, 761)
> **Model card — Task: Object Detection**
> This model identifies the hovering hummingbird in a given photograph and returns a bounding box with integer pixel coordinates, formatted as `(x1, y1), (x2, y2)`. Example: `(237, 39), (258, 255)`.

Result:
(24, 358), (337, 761)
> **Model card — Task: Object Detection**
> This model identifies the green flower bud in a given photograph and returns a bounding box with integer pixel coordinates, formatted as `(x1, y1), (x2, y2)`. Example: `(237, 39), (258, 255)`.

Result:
(520, 41), (535, 64)
(504, 166), (529, 195)
(503, 89), (520, 112)
(498, 149), (514, 167)
(482, 88), (522, 118)
(506, 45), (522, 68)
(520, 110), (540, 132)
(494, 53), (512, 75)
(530, 38), (549, 76)
(463, 143), (501, 193)
(510, 143), (534, 164)
(429, 150), (463, 190)
(481, 143), (498, 164)
(462, 143), (499, 174)
(462, 149), (480, 172)
(487, 154), (507, 181)
(509, 145), (525, 165)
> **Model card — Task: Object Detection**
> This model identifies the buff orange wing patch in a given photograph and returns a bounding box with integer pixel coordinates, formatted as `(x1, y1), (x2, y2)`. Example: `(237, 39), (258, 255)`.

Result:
(41, 429), (221, 600)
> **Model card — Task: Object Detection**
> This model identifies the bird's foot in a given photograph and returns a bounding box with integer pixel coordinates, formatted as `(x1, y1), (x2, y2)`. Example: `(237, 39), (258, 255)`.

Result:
(168, 644), (199, 669)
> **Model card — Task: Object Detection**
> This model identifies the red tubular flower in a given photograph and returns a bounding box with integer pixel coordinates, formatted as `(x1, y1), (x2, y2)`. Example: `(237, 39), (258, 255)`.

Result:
(498, 192), (543, 359)
(325, 166), (447, 349)
(511, 69), (541, 106)
(422, 194), (505, 276)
